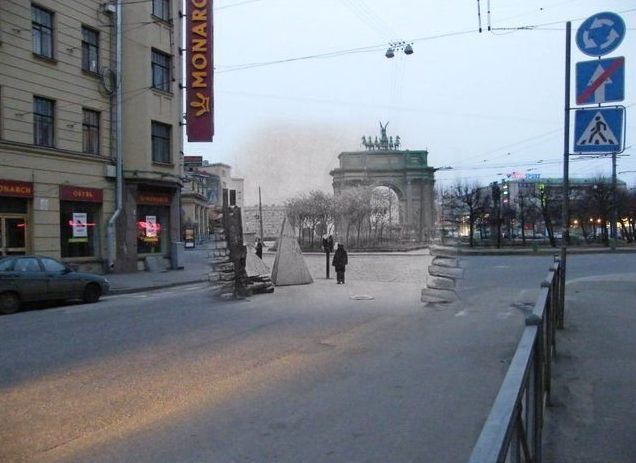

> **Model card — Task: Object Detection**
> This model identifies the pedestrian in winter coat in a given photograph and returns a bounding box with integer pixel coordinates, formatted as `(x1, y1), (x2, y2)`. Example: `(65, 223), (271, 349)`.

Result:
(255, 238), (263, 259)
(332, 244), (348, 284)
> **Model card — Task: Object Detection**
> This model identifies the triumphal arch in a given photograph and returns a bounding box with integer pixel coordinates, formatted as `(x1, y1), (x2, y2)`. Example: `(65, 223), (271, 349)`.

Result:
(329, 123), (436, 241)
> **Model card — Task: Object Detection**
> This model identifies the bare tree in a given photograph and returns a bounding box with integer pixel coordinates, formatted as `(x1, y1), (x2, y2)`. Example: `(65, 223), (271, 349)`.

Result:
(449, 182), (484, 248)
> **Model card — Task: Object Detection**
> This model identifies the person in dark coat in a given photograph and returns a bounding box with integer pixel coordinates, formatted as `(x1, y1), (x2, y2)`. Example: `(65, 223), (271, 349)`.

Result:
(332, 243), (348, 284)
(255, 238), (263, 259)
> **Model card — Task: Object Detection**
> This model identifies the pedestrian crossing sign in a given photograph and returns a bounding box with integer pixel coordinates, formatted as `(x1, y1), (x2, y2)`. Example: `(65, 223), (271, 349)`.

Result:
(573, 108), (624, 154)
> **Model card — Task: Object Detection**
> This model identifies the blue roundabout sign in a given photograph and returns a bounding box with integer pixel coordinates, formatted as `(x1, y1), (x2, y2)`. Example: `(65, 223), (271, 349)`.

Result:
(576, 12), (626, 57)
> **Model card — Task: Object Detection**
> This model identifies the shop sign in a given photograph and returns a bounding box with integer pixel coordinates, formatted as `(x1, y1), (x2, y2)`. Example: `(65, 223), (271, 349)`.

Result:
(0, 179), (34, 198)
(506, 172), (541, 181)
(138, 191), (172, 206)
(186, 0), (214, 142)
(184, 156), (203, 169)
(60, 185), (103, 203)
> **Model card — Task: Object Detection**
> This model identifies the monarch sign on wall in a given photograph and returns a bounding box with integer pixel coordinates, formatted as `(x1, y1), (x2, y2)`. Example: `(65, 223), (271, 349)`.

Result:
(186, 0), (214, 142)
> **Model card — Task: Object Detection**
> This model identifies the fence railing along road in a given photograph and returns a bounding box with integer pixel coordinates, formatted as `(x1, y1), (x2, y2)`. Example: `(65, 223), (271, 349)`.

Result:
(467, 258), (565, 463)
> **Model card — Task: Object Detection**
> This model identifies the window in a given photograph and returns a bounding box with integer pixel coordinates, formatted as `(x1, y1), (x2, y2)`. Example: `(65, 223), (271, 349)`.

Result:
(32, 5), (53, 58)
(151, 121), (171, 163)
(0, 258), (15, 271)
(81, 26), (99, 73)
(230, 190), (237, 206)
(14, 257), (41, 273)
(151, 49), (171, 92)
(152, 0), (171, 21)
(60, 202), (99, 258)
(82, 109), (100, 154)
(137, 205), (169, 255)
(33, 96), (54, 147)
(41, 257), (66, 272)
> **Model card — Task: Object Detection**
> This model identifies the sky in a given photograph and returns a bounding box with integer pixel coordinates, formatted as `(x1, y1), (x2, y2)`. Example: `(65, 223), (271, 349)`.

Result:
(184, 0), (636, 206)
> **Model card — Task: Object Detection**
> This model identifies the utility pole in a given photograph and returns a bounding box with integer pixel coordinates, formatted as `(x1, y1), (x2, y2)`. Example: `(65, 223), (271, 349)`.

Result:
(560, 21), (572, 329)
(258, 186), (264, 240)
(611, 153), (617, 249)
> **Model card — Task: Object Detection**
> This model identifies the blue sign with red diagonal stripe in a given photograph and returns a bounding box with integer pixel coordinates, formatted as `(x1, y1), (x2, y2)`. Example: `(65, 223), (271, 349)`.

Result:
(576, 57), (624, 105)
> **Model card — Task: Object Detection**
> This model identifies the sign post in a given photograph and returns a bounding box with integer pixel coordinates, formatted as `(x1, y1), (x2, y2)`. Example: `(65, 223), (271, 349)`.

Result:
(574, 11), (627, 249)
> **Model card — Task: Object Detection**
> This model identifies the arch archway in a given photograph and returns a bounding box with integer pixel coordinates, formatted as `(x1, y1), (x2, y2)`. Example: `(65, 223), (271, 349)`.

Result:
(330, 148), (436, 243)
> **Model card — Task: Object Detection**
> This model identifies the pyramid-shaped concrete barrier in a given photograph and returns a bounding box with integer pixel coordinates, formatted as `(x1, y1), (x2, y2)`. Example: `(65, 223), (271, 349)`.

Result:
(245, 246), (271, 277)
(271, 217), (313, 286)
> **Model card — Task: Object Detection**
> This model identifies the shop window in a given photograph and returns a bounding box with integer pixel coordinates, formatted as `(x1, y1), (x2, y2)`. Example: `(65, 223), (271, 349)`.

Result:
(151, 121), (171, 163)
(81, 26), (99, 73)
(151, 49), (171, 92)
(137, 205), (169, 254)
(32, 5), (54, 59)
(152, 0), (171, 21)
(82, 109), (100, 154)
(60, 202), (99, 258)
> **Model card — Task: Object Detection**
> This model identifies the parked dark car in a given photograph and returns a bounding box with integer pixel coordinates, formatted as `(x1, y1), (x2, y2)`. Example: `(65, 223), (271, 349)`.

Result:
(0, 256), (110, 314)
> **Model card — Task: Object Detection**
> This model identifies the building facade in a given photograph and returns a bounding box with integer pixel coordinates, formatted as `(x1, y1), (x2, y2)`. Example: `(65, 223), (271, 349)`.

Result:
(0, 0), (183, 272)
(198, 162), (244, 208)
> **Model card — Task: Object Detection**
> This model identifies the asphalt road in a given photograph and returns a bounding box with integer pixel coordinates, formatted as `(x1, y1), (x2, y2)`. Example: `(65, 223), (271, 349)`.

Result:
(1, 252), (632, 462)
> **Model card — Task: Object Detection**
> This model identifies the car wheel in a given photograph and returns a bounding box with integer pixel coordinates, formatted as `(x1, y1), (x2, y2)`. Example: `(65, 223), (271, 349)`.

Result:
(83, 283), (101, 303)
(0, 292), (21, 315)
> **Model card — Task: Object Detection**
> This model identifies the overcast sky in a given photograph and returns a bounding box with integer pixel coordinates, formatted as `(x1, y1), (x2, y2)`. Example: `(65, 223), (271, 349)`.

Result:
(184, 0), (635, 206)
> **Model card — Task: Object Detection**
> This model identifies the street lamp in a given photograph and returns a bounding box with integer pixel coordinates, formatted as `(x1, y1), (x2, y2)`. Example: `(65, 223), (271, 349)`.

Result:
(385, 41), (414, 59)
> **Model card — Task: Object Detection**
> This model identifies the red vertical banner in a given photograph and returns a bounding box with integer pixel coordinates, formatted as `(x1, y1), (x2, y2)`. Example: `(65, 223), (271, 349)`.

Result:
(186, 0), (214, 142)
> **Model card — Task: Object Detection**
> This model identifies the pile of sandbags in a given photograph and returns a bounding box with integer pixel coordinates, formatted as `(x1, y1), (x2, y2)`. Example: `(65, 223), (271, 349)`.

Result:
(421, 245), (464, 304)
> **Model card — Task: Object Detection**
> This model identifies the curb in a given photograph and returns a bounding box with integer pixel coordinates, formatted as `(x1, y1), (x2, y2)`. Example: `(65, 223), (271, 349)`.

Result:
(456, 247), (636, 256)
(108, 278), (209, 295)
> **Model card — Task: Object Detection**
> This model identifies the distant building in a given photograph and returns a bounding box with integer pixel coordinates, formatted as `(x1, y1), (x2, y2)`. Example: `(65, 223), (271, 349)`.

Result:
(197, 162), (244, 208)
(180, 167), (212, 244)
(242, 205), (287, 240)
(501, 176), (627, 206)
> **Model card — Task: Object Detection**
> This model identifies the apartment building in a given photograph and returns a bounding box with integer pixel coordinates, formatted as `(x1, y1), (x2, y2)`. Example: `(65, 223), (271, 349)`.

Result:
(0, 0), (183, 272)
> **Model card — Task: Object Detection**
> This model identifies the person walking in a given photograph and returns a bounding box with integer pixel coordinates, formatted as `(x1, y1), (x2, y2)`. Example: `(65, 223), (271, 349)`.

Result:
(255, 238), (263, 259)
(332, 243), (348, 284)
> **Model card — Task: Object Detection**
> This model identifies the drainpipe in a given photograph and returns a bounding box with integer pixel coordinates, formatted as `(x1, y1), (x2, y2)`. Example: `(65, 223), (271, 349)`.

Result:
(107, 0), (123, 271)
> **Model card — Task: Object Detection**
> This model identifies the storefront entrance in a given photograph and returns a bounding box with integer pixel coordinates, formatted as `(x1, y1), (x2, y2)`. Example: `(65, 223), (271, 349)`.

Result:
(0, 215), (27, 256)
(0, 179), (32, 256)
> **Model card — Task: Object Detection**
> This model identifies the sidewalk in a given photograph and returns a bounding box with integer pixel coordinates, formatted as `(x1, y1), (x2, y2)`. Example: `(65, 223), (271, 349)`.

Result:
(543, 272), (636, 462)
(106, 245), (210, 295)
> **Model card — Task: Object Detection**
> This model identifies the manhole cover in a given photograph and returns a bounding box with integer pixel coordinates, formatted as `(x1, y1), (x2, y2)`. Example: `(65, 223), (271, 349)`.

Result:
(350, 295), (374, 300)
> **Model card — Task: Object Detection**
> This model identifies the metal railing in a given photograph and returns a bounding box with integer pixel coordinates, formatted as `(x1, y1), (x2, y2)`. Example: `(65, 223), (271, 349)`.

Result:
(467, 258), (564, 463)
